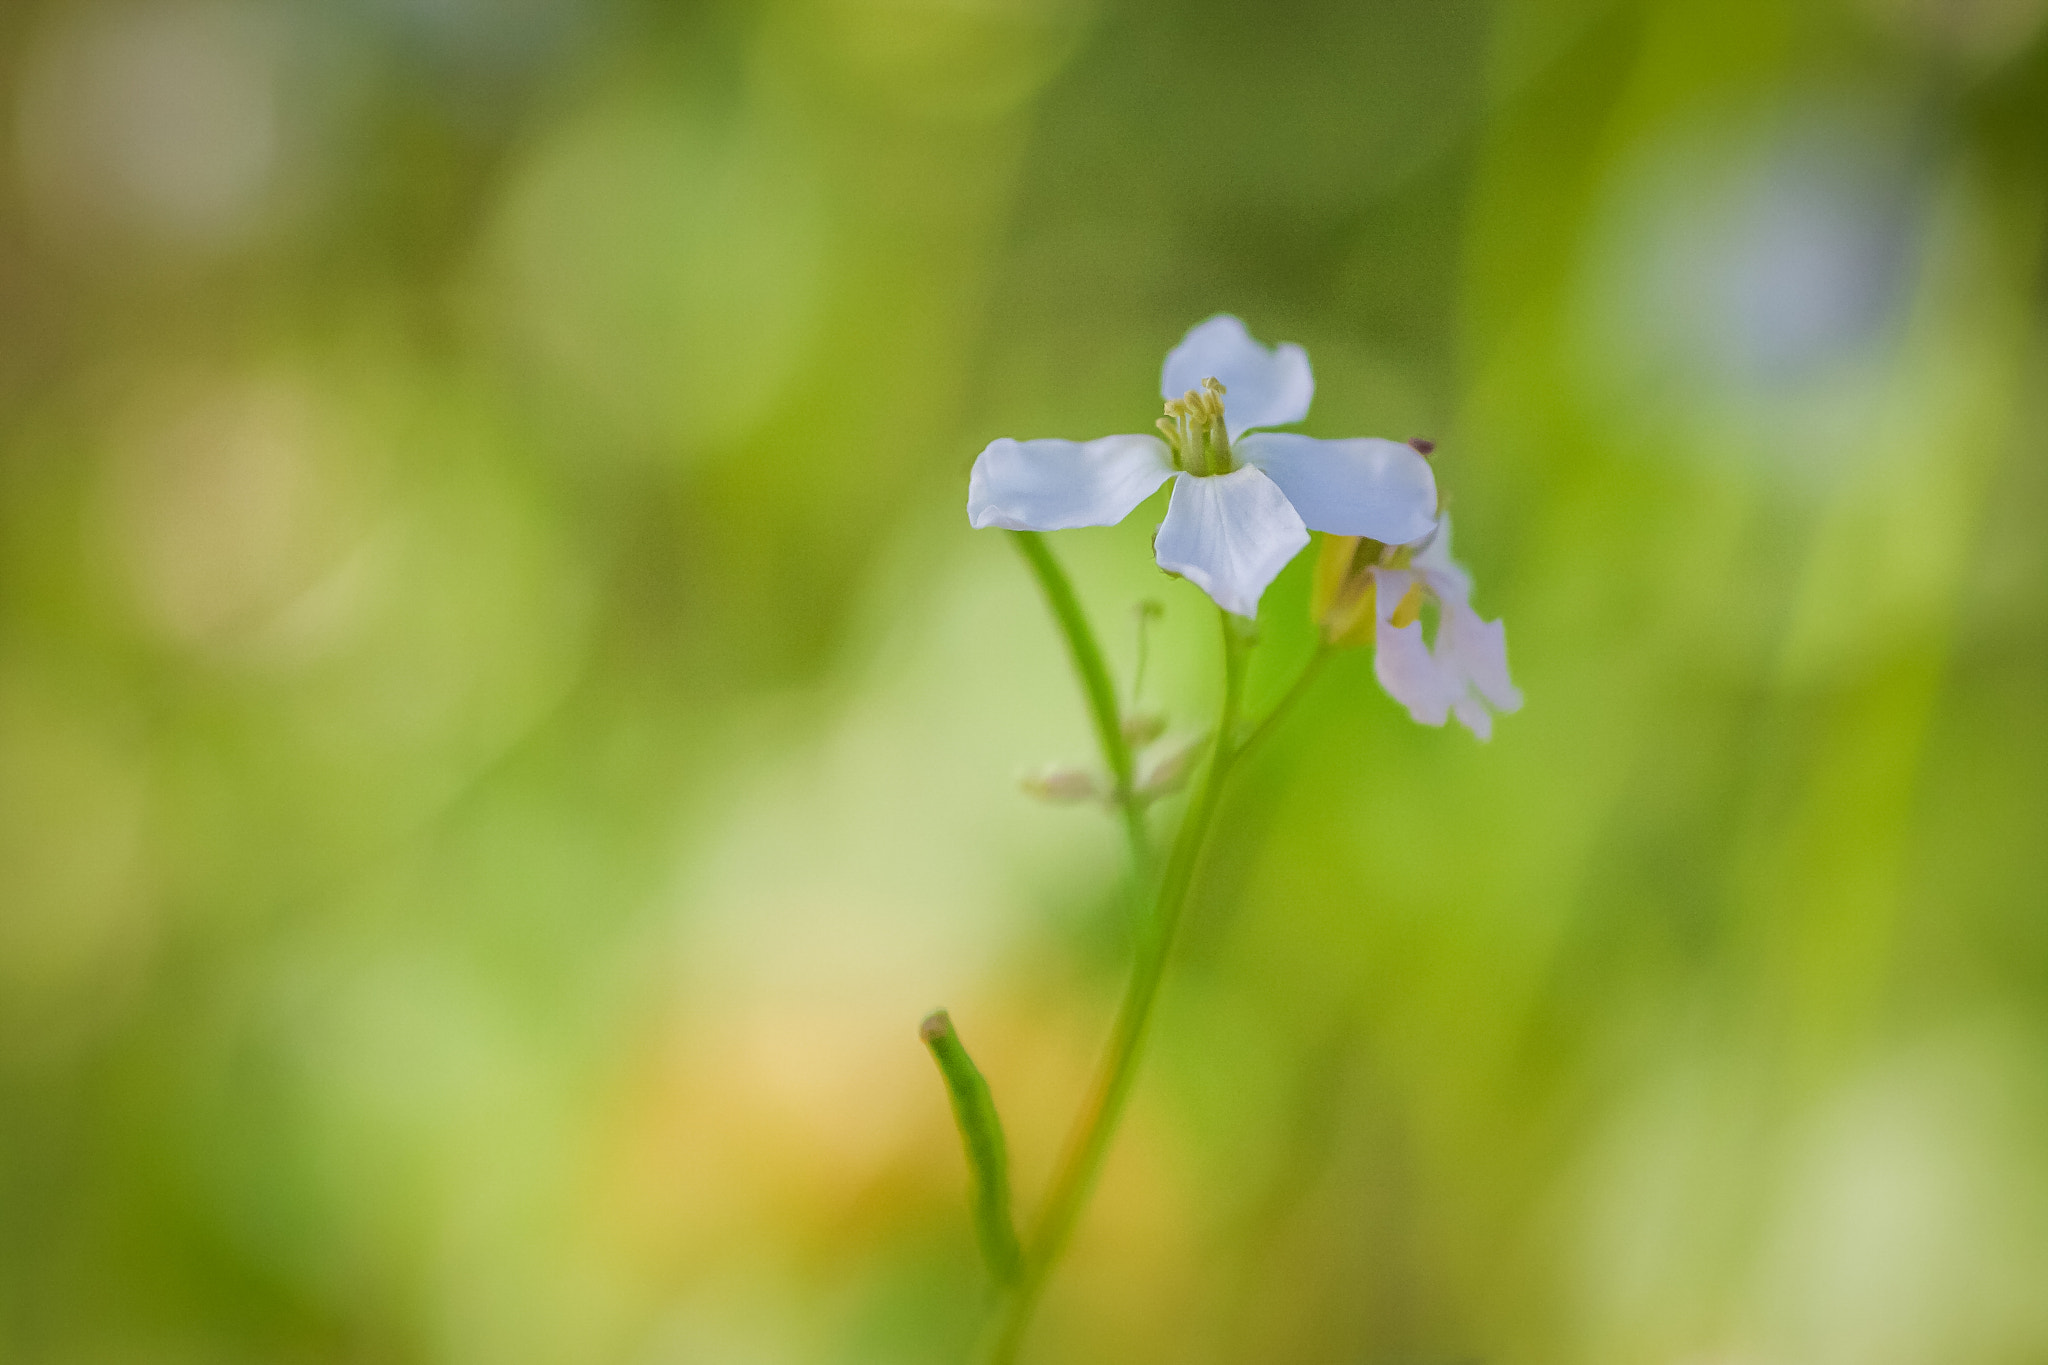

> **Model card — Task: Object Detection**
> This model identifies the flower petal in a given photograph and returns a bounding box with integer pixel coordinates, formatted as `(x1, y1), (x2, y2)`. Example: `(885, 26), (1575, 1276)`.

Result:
(1153, 468), (1309, 618)
(1372, 547), (1520, 739)
(967, 435), (1174, 531)
(1369, 567), (1453, 726)
(1237, 433), (1439, 543)
(1412, 513), (1518, 723)
(1442, 603), (1522, 716)
(1450, 693), (1495, 741)
(1160, 315), (1313, 440)
(1374, 621), (1455, 727)
(1410, 513), (1472, 599)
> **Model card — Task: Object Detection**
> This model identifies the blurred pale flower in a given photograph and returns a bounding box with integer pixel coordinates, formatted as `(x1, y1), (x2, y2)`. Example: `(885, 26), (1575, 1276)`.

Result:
(1314, 516), (1522, 740)
(1018, 764), (1102, 803)
(1018, 728), (1205, 806)
(967, 315), (1439, 616)
(1134, 732), (1206, 799)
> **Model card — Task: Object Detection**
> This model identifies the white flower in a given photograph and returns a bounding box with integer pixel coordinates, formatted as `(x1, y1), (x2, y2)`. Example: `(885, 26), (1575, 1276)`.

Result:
(1367, 517), (1522, 740)
(966, 315), (1440, 617)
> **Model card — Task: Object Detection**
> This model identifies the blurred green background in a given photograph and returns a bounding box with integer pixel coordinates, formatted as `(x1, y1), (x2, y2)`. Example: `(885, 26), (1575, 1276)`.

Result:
(3, 0), (2047, 1360)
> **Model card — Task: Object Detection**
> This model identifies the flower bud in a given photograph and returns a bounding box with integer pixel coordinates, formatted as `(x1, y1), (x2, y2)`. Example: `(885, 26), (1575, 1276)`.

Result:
(1136, 734), (1207, 799)
(1121, 710), (1167, 749)
(1311, 533), (1378, 648)
(1019, 765), (1103, 804)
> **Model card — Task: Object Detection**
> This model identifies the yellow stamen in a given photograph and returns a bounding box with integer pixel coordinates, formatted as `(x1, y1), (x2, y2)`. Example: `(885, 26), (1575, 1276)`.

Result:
(1156, 375), (1235, 476)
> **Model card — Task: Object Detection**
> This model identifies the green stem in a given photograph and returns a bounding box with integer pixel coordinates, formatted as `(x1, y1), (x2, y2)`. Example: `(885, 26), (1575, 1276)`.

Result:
(982, 608), (1254, 1364)
(1007, 532), (1151, 875)
(922, 1010), (1022, 1286)
(1232, 645), (1331, 773)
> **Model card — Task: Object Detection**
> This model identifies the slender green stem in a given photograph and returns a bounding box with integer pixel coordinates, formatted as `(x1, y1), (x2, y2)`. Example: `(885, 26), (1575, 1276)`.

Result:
(982, 608), (1254, 1364)
(1007, 531), (1151, 875)
(922, 1010), (1022, 1286)
(1233, 645), (1332, 774)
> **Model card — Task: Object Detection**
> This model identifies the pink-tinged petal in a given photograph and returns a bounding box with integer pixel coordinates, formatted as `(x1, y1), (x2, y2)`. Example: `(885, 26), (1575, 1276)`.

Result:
(1237, 433), (1439, 543)
(1442, 603), (1522, 716)
(1370, 567), (1418, 624)
(967, 435), (1174, 531)
(1153, 467), (1309, 618)
(1160, 315), (1313, 440)
(1373, 617), (1453, 727)
(1374, 547), (1520, 739)
(1369, 566), (1452, 726)
(1450, 693), (1495, 741)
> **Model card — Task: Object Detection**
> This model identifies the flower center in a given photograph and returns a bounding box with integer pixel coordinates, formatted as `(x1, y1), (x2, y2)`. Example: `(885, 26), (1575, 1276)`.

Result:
(1156, 377), (1233, 475)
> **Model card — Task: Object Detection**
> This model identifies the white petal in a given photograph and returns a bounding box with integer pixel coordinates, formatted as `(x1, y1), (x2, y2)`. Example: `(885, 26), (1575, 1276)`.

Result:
(1153, 468), (1309, 618)
(1442, 603), (1522, 715)
(1371, 534), (1521, 739)
(1160, 315), (1313, 440)
(1369, 567), (1454, 727)
(1369, 566), (1418, 624)
(967, 435), (1174, 531)
(1410, 513), (1472, 599)
(1237, 434), (1439, 544)
(1450, 693), (1495, 741)
(1412, 511), (1455, 565)
(1373, 618), (1453, 727)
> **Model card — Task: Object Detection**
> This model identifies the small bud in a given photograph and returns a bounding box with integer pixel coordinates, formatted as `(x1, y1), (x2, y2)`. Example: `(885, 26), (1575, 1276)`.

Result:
(1323, 578), (1377, 648)
(1137, 734), (1207, 799)
(1122, 710), (1167, 749)
(1310, 534), (1361, 623)
(1312, 533), (1381, 648)
(1409, 437), (1435, 455)
(1019, 765), (1103, 804)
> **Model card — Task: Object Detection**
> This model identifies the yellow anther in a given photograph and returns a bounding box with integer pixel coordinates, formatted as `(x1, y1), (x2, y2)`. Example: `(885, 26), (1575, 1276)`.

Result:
(1158, 377), (1236, 475)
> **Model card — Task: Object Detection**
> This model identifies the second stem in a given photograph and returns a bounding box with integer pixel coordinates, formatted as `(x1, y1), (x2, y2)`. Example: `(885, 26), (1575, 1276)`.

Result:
(984, 607), (1254, 1362)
